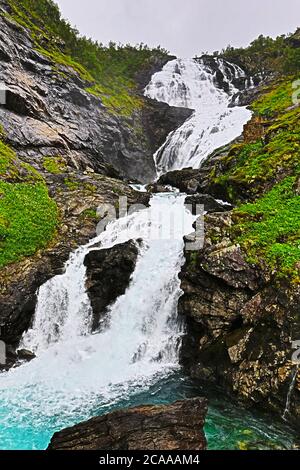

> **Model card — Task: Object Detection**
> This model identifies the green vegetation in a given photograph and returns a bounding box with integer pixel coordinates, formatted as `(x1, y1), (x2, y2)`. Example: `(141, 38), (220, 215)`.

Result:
(64, 178), (80, 191)
(0, 139), (17, 177)
(80, 209), (98, 220)
(0, 124), (6, 139)
(213, 32), (300, 77)
(0, 140), (42, 182)
(212, 77), (300, 199)
(0, 181), (58, 268)
(43, 155), (67, 174)
(6, 0), (168, 115)
(209, 75), (300, 279)
(251, 78), (297, 117)
(0, 140), (58, 268)
(232, 177), (300, 279)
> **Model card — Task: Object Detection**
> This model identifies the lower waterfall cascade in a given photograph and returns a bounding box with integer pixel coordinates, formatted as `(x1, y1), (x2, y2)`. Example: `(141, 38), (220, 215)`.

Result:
(0, 57), (297, 450)
(144, 58), (252, 175)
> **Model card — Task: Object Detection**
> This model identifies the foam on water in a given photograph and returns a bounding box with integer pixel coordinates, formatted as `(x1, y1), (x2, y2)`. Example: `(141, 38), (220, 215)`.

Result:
(144, 58), (252, 175)
(0, 194), (196, 449)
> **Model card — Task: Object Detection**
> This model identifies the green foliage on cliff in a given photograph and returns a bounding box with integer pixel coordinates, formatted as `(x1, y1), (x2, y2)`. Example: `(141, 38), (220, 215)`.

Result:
(233, 177), (300, 279)
(211, 76), (300, 279)
(212, 77), (300, 199)
(251, 79), (296, 117)
(5, 0), (169, 115)
(0, 140), (58, 268)
(0, 140), (43, 182)
(216, 32), (300, 77)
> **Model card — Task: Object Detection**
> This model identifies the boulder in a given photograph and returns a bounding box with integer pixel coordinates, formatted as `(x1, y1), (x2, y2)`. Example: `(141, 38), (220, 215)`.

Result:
(146, 182), (171, 193)
(158, 168), (201, 194)
(84, 240), (141, 330)
(185, 194), (233, 213)
(48, 398), (208, 450)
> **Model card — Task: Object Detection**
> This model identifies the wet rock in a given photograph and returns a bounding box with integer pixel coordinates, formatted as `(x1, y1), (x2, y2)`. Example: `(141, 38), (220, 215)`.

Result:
(84, 240), (141, 330)
(158, 168), (201, 194)
(179, 211), (300, 429)
(5, 85), (46, 117)
(48, 398), (208, 450)
(17, 349), (36, 362)
(230, 86), (263, 107)
(185, 194), (233, 213)
(145, 182), (171, 193)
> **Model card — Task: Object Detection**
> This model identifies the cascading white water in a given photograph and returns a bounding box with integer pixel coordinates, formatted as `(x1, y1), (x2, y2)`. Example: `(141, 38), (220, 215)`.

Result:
(282, 365), (299, 421)
(144, 58), (252, 175)
(0, 194), (196, 448)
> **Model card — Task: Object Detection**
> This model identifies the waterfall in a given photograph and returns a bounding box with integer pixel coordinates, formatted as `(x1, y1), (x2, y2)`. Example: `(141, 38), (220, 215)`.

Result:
(282, 365), (299, 421)
(0, 193), (196, 449)
(0, 56), (256, 451)
(144, 58), (252, 175)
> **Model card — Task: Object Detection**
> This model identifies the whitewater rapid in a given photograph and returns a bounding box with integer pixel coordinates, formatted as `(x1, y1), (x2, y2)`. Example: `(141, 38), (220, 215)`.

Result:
(145, 58), (252, 175)
(0, 194), (195, 448)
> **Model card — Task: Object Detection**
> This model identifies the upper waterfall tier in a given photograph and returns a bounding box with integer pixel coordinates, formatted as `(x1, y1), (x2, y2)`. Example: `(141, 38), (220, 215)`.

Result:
(144, 58), (252, 175)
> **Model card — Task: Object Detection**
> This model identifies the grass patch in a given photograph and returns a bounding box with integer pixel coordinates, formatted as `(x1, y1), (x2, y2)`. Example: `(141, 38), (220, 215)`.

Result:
(0, 139), (58, 268)
(80, 209), (98, 220)
(0, 181), (58, 267)
(251, 78), (296, 117)
(0, 140), (42, 182)
(232, 177), (300, 279)
(64, 178), (80, 191)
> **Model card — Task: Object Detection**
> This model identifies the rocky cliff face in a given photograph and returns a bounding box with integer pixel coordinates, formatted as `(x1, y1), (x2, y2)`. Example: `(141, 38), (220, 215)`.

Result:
(0, 5), (190, 184)
(48, 398), (208, 450)
(179, 212), (300, 428)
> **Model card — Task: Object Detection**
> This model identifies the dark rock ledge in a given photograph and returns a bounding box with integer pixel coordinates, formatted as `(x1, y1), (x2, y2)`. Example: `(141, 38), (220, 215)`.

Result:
(48, 398), (208, 450)
(84, 240), (142, 331)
